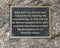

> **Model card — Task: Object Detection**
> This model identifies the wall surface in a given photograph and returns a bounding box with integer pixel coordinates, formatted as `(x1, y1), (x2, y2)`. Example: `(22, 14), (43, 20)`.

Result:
(0, 0), (60, 48)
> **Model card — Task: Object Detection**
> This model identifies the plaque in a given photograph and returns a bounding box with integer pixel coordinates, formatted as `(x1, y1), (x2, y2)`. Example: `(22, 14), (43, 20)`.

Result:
(10, 6), (51, 38)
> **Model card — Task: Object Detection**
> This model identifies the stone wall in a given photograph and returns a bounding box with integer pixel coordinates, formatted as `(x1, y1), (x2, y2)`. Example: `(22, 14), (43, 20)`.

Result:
(0, 0), (60, 48)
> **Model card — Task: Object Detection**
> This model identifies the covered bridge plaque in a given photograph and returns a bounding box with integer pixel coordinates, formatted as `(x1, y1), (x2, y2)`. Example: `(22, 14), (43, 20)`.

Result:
(10, 6), (51, 38)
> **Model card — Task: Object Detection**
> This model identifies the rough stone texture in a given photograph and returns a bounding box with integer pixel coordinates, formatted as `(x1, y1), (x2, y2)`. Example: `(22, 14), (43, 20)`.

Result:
(0, 0), (60, 48)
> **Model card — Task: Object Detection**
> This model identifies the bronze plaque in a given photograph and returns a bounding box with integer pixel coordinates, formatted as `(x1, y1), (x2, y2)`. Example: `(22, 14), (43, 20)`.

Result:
(10, 6), (51, 38)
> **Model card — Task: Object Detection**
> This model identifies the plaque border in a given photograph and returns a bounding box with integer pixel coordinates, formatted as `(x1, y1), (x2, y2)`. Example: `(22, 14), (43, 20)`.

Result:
(10, 5), (52, 38)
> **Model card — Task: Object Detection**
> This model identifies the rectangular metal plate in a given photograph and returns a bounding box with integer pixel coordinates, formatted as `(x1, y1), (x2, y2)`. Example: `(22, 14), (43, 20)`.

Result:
(10, 6), (51, 38)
